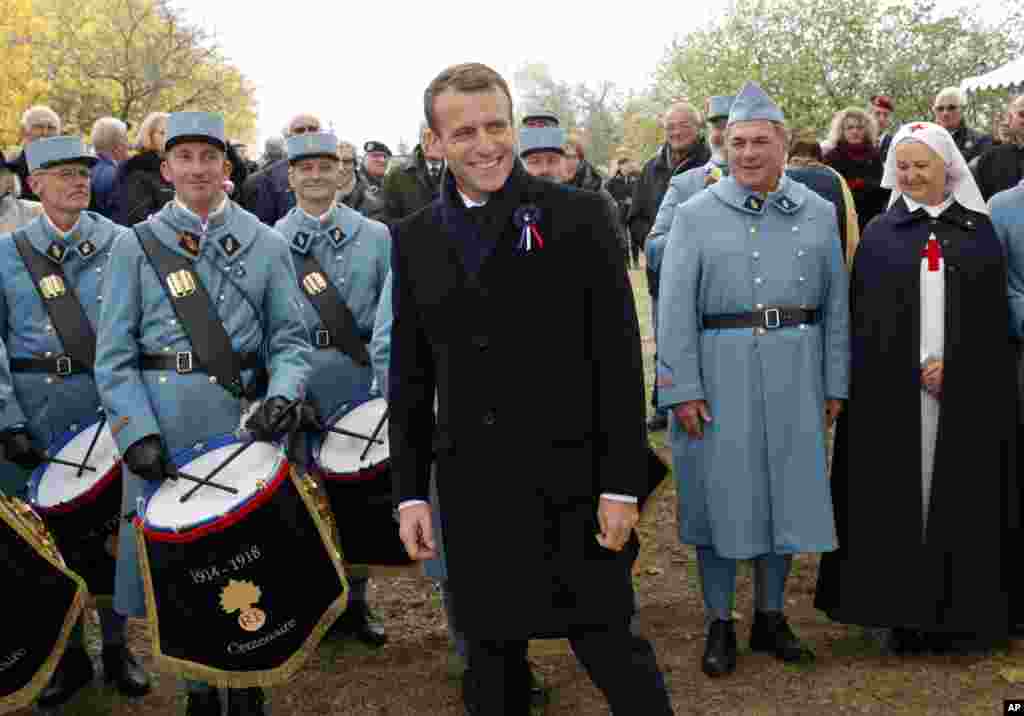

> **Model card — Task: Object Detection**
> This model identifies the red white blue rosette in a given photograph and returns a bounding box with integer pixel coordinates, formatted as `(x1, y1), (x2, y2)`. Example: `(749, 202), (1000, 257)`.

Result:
(513, 204), (544, 253)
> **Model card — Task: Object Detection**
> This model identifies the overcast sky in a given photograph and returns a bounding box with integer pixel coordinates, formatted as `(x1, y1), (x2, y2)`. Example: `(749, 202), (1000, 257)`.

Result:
(174, 0), (1008, 155)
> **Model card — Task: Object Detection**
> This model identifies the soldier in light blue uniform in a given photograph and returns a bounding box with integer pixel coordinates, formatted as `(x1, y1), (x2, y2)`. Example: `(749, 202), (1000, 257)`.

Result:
(645, 95), (733, 432)
(990, 183), (1024, 340)
(274, 131), (391, 646)
(95, 112), (311, 716)
(0, 136), (152, 707)
(657, 82), (849, 678)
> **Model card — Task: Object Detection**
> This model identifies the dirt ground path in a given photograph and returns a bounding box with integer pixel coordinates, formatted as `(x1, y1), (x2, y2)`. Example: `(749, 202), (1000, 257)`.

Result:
(19, 265), (1024, 715)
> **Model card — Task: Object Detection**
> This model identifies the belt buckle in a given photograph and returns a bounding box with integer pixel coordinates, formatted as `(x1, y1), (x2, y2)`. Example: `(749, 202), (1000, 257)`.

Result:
(176, 351), (194, 374)
(763, 308), (781, 330)
(315, 329), (330, 348)
(55, 356), (72, 376)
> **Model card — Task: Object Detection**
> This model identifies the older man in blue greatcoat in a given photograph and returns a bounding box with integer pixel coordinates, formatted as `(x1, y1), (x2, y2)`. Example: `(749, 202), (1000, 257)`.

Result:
(95, 112), (311, 716)
(0, 136), (152, 707)
(274, 131), (391, 646)
(657, 81), (849, 678)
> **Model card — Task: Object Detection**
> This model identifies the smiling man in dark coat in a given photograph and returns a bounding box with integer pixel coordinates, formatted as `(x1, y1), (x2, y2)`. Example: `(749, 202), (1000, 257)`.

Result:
(389, 62), (673, 716)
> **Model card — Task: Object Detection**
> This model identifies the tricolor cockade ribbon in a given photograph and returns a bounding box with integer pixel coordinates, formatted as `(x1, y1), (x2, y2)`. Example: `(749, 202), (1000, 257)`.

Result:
(513, 204), (544, 253)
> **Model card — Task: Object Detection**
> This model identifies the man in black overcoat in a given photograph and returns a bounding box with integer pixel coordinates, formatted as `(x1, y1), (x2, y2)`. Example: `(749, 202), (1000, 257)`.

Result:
(389, 63), (673, 716)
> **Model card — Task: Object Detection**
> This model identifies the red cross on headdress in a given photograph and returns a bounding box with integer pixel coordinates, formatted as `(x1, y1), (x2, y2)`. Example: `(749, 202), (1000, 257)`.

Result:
(910, 123), (928, 132)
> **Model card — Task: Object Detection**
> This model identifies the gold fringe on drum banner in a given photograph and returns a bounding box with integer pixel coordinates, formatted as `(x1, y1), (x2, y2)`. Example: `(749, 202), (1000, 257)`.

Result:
(136, 469), (349, 689)
(0, 497), (89, 715)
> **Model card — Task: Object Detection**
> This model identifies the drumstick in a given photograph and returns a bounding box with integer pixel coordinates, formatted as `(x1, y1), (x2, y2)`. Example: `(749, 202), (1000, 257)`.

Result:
(359, 406), (389, 462)
(327, 426), (385, 445)
(78, 415), (106, 478)
(173, 470), (239, 495)
(179, 398), (301, 503)
(44, 457), (96, 472)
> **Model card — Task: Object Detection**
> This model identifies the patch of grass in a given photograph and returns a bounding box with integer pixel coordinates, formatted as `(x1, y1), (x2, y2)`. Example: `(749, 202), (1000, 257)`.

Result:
(829, 626), (887, 658)
(317, 636), (382, 671)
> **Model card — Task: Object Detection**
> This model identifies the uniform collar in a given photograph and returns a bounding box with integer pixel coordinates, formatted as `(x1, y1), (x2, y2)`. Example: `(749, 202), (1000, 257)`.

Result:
(31, 210), (109, 264)
(284, 203), (363, 255)
(709, 174), (804, 215)
(154, 198), (249, 261)
(903, 194), (955, 219)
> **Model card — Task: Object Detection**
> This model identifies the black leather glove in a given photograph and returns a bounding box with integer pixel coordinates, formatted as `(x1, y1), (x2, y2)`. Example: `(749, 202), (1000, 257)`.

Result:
(1, 429), (46, 470)
(245, 397), (299, 441)
(124, 435), (175, 482)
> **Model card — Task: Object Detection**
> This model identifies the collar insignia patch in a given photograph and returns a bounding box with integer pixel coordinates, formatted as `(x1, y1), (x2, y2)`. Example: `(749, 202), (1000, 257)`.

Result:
(178, 232), (200, 256)
(46, 242), (66, 263)
(220, 234), (240, 256)
(293, 232), (309, 250)
(78, 240), (95, 257)
(329, 227), (344, 245)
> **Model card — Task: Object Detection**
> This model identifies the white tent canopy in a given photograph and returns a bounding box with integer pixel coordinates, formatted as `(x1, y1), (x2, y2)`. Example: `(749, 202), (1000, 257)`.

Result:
(961, 56), (1024, 93)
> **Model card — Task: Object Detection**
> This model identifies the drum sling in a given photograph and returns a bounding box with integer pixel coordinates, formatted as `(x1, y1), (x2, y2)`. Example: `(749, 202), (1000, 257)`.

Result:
(11, 231), (95, 376)
(133, 223), (256, 399)
(294, 251), (370, 365)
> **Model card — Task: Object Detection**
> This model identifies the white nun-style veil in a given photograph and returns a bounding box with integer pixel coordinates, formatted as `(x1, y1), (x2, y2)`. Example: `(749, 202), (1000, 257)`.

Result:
(881, 121), (988, 215)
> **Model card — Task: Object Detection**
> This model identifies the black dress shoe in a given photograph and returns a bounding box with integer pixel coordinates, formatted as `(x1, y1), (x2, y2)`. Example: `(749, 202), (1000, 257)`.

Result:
(702, 619), (737, 677)
(185, 689), (222, 716)
(646, 413), (669, 431)
(332, 602), (387, 646)
(102, 644), (151, 697)
(228, 687), (268, 716)
(749, 611), (815, 663)
(37, 646), (94, 708)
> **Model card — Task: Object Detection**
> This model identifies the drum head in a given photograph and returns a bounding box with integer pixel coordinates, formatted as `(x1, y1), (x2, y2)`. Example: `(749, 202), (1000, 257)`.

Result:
(317, 398), (389, 477)
(30, 419), (120, 510)
(144, 436), (286, 534)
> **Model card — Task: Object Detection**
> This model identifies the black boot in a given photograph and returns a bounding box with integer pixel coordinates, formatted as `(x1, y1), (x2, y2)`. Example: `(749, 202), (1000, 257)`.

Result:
(228, 687), (268, 716)
(185, 689), (222, 716)
(102, 644), (151, 697)
(702, 619), (737, 677)
(646, 413), (669, 431)
(37, 646), (94, 708)
(749, 611), (814, 663)
(330, 601), (387, 646)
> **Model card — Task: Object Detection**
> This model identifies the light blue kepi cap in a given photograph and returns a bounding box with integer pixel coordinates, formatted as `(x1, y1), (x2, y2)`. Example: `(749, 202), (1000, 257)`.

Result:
(165, 111), (226, 152)
(707, 95), (735, 122)
(287, 132), (339, 163)
(519, 126), (566, 158)
(727, 81), (785, 125)
(26, 136), (97, 172)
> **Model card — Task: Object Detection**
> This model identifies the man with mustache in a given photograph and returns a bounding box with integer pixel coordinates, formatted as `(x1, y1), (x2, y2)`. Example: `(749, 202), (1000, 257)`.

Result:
(275, 131), (391, 648)
(390, 62), (673, 716)
(0, 136), (151, 707)
(95, 112), (311, 716)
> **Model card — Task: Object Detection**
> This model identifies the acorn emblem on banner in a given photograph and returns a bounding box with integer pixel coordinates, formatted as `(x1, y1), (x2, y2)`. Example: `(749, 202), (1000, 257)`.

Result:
(221, 579), (266, 633)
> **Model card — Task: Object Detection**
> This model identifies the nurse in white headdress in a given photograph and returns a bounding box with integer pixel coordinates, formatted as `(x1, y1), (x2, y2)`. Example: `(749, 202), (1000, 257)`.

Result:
(815, 122), (1020, 653)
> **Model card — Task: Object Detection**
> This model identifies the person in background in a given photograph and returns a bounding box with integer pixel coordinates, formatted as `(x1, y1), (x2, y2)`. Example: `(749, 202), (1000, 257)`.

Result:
(261, 136), (286, 170)
(337, 140), (386, 221)
(362, 141), (392, 192)
(788, 129), (861, 265)
(239, 112), (322, 225)
(824, 107), (887, 230)
(561, 133), (603, 192)
(9, 106), (61, 202)
(870, 95), (895, 162)
(380, 125), (444, 221)
(109, 111), (172, 226)
(973, 95), (1024, 201)
(932, 86), (992, 163)
(643, 96), (730, 432)
(88, 117), (130, 219)
(0, 151), (42, 234)
(605, 156), (640, 267)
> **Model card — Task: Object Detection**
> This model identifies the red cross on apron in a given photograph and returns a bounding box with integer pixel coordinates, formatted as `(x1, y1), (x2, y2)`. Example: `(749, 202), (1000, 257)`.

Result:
(921, 234), (942, 271)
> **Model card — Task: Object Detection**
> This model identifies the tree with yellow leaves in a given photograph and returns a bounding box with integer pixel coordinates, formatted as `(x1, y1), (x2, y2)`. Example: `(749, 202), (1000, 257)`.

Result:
(0, 0), (48, 147)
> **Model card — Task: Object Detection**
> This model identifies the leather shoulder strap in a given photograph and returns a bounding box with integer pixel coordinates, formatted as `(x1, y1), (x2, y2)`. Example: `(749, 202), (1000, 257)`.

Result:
(132, 222), (243, 394)
(294, 250), (370, 365)
(12, 231), (96, 370)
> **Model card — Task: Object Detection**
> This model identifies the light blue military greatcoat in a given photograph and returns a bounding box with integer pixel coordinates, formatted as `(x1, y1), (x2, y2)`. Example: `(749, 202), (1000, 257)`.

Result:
(95, 199), (312, 616)
(274, 203), (390, 422)
(657, 174), (849, 559)
(0, 211), (120, 497)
